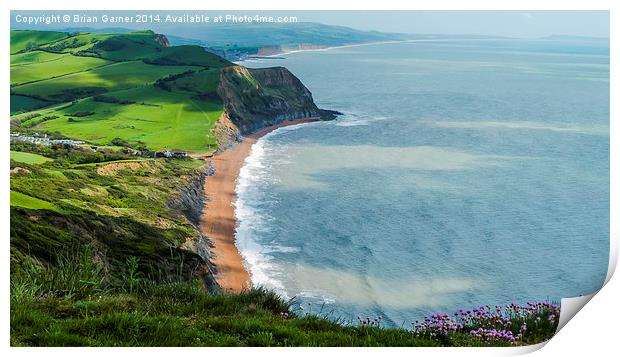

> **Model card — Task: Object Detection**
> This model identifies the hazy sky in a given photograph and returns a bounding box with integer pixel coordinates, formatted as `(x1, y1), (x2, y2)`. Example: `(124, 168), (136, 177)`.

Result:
(11, 10), (609, 38)
(301, 11), (609, 38)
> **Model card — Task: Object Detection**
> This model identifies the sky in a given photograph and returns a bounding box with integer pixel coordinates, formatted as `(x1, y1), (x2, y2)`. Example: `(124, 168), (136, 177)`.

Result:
(10, 10), (610, 39)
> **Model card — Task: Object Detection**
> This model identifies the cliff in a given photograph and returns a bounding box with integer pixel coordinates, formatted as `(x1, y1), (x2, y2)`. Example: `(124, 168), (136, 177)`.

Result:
(214, 66), (339, 148)
(154, 33), (171, 48)
(167, 162), (219, 292)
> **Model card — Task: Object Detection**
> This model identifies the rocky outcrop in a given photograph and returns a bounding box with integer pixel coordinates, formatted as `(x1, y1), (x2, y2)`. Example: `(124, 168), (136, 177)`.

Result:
(215, 66), (340, 147)
(212, 112), (242, 151)
(168, 162), (219, 292)
(154, 33), (171, 48)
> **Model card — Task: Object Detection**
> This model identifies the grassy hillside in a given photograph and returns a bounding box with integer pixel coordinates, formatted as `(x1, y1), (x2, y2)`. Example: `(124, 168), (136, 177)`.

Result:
(10, 30), (69, 54)
(11, 53), (112, 85)
(10, 151), (53, 164)
(10, 29), (231, 153)
(34, 86), (222, 151)
(10, 190), (60, 212)
(10, 95), (50, 114)
(12, 61), (199, 101)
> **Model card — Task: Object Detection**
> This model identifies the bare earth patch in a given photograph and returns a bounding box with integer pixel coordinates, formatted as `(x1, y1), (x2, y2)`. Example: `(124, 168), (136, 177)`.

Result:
(96, 161), (144, 176)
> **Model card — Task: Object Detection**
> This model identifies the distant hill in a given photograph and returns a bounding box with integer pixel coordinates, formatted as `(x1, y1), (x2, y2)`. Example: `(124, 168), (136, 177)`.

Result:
(44, 23), (507, 60)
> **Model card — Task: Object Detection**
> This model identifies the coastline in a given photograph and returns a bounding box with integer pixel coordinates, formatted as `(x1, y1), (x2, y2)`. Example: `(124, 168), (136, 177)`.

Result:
(236, 38), (509, 62)
(200, 117), (321, 293)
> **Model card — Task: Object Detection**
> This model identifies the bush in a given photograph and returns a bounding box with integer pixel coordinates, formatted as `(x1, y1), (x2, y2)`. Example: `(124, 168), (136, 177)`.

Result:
(66, 111), (94, 117)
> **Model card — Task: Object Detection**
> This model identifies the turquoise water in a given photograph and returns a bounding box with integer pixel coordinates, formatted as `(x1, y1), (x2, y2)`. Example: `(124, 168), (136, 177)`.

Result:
(239, 38), (610, 327)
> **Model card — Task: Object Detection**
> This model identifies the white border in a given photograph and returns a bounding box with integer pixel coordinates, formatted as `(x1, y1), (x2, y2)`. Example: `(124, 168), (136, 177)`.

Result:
(3, 1), (617, 356)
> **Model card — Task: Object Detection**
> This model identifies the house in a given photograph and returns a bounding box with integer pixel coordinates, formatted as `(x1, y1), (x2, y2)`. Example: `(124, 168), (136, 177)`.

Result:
(154, 150), (188, 159)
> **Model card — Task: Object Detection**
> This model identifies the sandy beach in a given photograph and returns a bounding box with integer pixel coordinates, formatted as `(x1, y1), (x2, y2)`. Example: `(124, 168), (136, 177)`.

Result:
(200, 118), (320, 293)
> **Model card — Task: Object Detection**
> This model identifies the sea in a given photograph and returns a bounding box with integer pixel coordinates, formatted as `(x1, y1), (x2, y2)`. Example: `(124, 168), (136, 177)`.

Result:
(238, 38), (610, 327)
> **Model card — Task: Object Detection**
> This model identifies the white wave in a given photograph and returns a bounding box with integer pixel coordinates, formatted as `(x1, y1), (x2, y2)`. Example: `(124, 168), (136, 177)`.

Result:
(234, 121), (323, 295)
(334, 115), (387, 127)
(235, 138), (286, 292)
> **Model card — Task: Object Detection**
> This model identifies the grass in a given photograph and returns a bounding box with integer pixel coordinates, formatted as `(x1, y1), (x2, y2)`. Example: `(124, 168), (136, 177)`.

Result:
(12, 61), (200, 101)
(10, 94), (50, 114)
(9, 286), (438, 347)
(10, 150), (53, 164)
(10, 29), (229, 153)
(146, 45), (232, 67)
(11, 52), (111, 85)
(33, 86), (222, 153)
(10, 251), (558, 347)
(11, 50), (67, 65)
(10, 191), (60, 212)
(10, 30), (68, 54)
(165, 68), (221, 95)
(10, 249), (440, 347)
(37, 32), (114, 54)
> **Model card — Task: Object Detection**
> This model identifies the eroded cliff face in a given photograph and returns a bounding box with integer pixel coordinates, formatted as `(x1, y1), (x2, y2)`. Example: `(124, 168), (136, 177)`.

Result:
(167, 163), (219, 292)
(214, 66), (339, 148)
(154, 33), (171, 48)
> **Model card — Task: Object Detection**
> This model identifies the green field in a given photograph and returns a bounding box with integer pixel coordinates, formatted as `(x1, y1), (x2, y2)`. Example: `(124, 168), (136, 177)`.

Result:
(10, 29), (229, 149)
(36, 86), (222, 152)
(10, 30), (68, 54)
(12, 61), (199, 101)
(167, 68), (221, 94)
(37, 32), (113, 54)
(10, 95), (50, 114)
(11, 50), (65, 65)
(11, 53), (111, 85)
(10, 151), (53, 164)
(146, 45), (232, 67)
(10, 191), (59, 212)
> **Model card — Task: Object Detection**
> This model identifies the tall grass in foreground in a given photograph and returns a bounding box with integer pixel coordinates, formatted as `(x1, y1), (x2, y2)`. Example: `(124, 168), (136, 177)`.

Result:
(11, 245), (104, 302)
(10, 248), (559, 347)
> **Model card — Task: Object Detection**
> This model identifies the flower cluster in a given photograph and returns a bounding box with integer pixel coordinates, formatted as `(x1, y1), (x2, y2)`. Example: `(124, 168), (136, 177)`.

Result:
(279, 311), (290, 319)
(468, 327), (518, 343)
(357, 315), (383, 327)
(412, 301), (560, 345)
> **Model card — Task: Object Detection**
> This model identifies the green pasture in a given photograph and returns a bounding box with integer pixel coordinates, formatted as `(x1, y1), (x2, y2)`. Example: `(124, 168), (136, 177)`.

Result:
(11, 53), (111, 85)
(11, 51), (65, 65)
(34, 86), (222, 153)
(10, 95), (50, 115)
(12, 61), (199, 101)
(10, 191), (59, 212)
(10, 30), (68, 54)
(37, 32), (113, 54)
(147, 45), (232, 67)
(10, 151), (53, 164)
(167, 68), (221, 94)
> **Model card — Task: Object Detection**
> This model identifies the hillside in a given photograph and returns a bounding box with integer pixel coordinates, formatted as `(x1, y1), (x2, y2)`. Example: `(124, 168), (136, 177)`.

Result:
(10, 28), (336, 283)
(10, 29), (331, 153)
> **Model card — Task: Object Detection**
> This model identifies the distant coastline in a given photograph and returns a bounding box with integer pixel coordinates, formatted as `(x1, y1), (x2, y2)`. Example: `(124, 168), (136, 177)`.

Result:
(237, 37), (524, 62)
(200, 118), (321, 292)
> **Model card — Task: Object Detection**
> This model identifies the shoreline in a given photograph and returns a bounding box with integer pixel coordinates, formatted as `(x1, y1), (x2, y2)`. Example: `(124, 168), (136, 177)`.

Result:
(200, 117), (321, 293)
(237, 38), (508, 62)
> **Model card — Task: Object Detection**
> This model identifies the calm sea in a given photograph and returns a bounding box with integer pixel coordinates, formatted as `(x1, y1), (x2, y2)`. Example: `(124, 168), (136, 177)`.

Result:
(239, 38), (610, 327)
